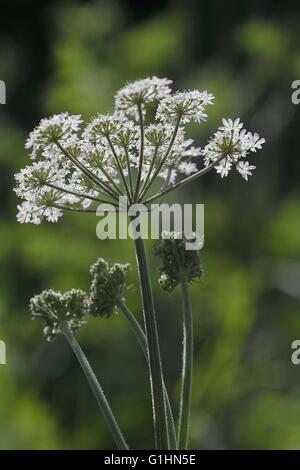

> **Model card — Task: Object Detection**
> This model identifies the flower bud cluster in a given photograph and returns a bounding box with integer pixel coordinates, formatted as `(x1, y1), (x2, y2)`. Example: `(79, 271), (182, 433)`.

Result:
(89, 258), (130, 317)
(16, 78), (265, 225)
(29, 259), (131, 339)
(29, 289), (88, 341)
(154, 232), (202, 292)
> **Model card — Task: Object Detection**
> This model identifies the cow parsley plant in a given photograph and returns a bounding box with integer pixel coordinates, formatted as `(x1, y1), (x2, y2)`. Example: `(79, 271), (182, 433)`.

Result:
(18, 77), (265, 451)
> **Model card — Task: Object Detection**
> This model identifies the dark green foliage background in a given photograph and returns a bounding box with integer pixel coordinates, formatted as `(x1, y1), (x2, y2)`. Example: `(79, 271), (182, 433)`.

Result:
(0, 0), (299, 449)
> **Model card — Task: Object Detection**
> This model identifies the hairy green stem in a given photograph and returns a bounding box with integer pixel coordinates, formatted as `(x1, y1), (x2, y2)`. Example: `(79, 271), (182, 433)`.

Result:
(60, 321), (129, 450)
(133, 236), (168, 449)
(117, 298), (178, 449)
(178, 276), (193, 449)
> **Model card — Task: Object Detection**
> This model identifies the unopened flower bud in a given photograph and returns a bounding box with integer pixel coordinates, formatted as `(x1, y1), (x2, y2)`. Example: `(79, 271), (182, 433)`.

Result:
(154, 232), (202, 292)
(29, 289), (88, 341)
(89, 258), (130, 317)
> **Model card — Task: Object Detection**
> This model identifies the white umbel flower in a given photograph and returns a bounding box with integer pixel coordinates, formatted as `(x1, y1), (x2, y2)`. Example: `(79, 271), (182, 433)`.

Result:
(25, 113), (82, 159)
(202, 118), (265, 179)
(15, 78), (265, 224)
(178, 161), (198, 176)
(115, 77), (172, 116)
(236, 161), (256, 181)
(17, 200), (63, 224)
(156, 90), (214, 124)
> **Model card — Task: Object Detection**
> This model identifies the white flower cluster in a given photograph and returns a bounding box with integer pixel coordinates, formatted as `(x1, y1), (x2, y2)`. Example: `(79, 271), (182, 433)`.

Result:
(156, 90), (214, 124)
(15, 78), (265, 224)
(202, 118), (265, 179)
(25, 113), (82, 159)
(115, 76), (172, 117)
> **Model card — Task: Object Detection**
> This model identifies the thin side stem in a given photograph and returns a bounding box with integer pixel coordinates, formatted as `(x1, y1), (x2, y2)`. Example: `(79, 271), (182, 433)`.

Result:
(117, 298), (147, 352)
(106, 136), (132, 202)
(98, 164), (124, 197)
(60, 321), (129, 450)
(178, 276), (193, 450)
(45, 182), (114, 205)
(140, 115), (181, 199)
(138, 146), (159, 202)
(52, 203), (98, 213)
(55, 141), (119, 200)
(133, 236), (168, 449)
(144, 153), (227, 205)
(133, 103), (145, 201)
(124, 147), (134, 199)
(160, 164), (174, 192)
(117, 298), (178, 449)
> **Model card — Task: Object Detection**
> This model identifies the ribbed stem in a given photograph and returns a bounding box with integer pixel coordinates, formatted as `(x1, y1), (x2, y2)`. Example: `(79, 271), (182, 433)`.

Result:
(133, 236), (168, 449)
(178, 276), (193, 449)
(60, 321), (129, 450)
(117, 298), (178, 449)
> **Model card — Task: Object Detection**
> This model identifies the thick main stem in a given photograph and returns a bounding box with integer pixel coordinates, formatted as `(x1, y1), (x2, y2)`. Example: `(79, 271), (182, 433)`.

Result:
(178, 276), (193, 450)
(60, 321), (129, 450)
(133, 236), (168, 449)
(117, 299), (178, 449)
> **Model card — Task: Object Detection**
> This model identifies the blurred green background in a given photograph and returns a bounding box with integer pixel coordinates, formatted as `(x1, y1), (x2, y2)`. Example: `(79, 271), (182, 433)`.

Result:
(0, 0), (300, 449)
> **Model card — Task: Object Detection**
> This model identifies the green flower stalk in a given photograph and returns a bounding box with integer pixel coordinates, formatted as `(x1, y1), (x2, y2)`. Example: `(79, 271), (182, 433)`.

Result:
(89, 257), (176, 449)
(117, 298), (178, 449)
(30, 289), (128, 450)
(134, 237), (168, 449)
(155, 233), (202, 449)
